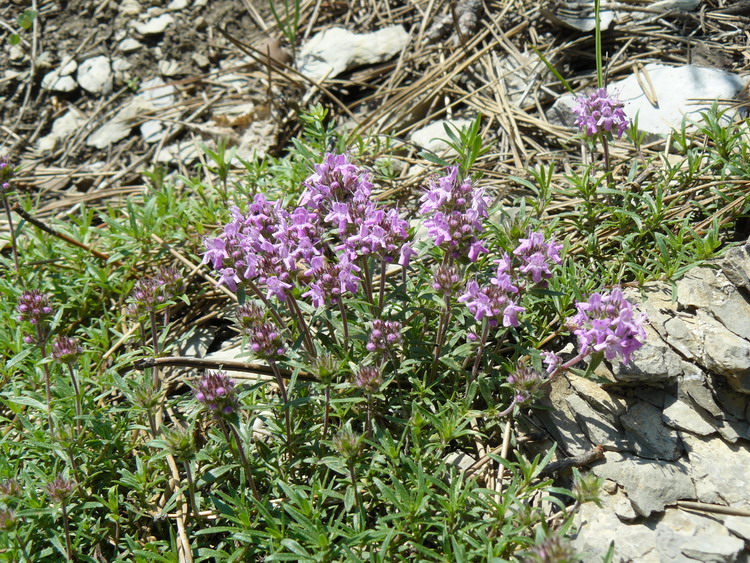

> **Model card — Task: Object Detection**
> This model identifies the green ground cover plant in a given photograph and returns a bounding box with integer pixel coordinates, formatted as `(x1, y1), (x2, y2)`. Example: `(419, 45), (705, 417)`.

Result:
(1, 93), (749, 561)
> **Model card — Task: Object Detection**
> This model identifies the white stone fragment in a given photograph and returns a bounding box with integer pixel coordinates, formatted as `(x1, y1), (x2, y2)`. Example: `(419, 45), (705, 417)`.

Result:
(135, 14), (175, 35)
(119, 38), (142, 53)
(77, 56), (113, 95)
(410, 119), (472, 156)
(38, 108), (86, 152)
(41, 72), (77, 92)
(298, 26), (410, 82)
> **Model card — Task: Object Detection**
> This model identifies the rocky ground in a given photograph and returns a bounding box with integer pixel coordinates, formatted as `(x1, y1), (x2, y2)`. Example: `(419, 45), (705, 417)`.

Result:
(2, 1), (750, 561)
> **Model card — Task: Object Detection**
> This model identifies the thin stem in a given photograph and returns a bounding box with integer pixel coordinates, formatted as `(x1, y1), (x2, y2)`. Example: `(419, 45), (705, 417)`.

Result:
(67, 364), (82, 437)
(246, 279), (285, 328)
(601, 137), (610, 177)
(323, 385), (330, 440)
(377, 257), (387, 316)
(359, 256), (375, 315)
(348, 461), (363, 530)
(182, 460), (199, 521)
(61, 500), (73, 561)
(594, 0), (603, 88)
(226, 421), (260, 501)
(338, 300), (349, 351)
(1, 191), (20, 277)
(470, 322), (491, 387)
(431, 297), (452, 378)
(365, 394), (373, 440)
(269, 360), (292, 449)
(37, 327), (54, 434)
(286, 295), (316, 358)
(148, 310), (161, 387)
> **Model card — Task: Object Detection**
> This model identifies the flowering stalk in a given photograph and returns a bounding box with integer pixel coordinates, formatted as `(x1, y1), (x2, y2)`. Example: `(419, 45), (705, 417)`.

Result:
(47, 476), (75, 561)
(51, 336), (83, 437)
(0, 157), (20, 278)
(269, 359), (292, 449)
(224, 421), (260, 501)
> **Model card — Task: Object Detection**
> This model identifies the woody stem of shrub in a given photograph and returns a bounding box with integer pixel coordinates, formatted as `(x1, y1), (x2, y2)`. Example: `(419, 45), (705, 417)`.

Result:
(0, 191), (20, 277)
(66, 364), (82, 437)
(269, 359), (292, 450)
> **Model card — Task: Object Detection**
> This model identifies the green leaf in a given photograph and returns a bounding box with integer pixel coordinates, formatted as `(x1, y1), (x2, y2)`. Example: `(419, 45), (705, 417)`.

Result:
(9, 33), (21, 46)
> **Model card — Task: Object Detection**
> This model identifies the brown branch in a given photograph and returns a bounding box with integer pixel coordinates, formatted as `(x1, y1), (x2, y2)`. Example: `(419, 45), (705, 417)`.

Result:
(12, 204), (119, 265)
(539, 445), (605, 477)
(134, 356), (317, 382)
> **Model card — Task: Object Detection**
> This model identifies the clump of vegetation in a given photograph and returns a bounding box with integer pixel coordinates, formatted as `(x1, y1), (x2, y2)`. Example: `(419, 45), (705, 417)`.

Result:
(0, 86), (749, 560)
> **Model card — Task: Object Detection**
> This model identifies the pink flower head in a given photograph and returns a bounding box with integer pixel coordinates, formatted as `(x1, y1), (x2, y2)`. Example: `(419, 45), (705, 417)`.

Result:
(567, 288), (647, 364)
(194, 370), (239, 416)
(17, 290), (54, 325)
(572, 88), (629, 139)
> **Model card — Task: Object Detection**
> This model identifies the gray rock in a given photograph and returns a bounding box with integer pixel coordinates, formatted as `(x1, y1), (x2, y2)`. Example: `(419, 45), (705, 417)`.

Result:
(167, 0), (189, 9)
(592, 452), (694, 517)
(620, 401), (683, 460)
(119, 38), (142, 53)
(298, 26), (410, 82)
(677, 267), (750, 340)
(680, 534), (745, 562)
(614, 495), (637, 522)
(665, 310), (750, 393)
(139, 77), (175, 108)
(566, 394), (630, 452)
(725, 515), (750, 541)
(721, 242), (750, 293)
(681, 432), (750, 509)
(572, 496), (659, 562)
(712, 418), (748, 443)
(77, 56), (113, 94)
(567, 374), (627, 423)
(611, 323), (686, 383)
(135, 14), (175, 35)
(410, 119), (472, 156)
(663, 397), (716, 436)
(541, 2), (616, 32)
(119, 0), (141, 16)
(652, 509), (743, 563)
(444, 450), (475, 471)
(680, 378), (724, 418)
(158, 59), (180, 77)
(536, 378), (593, 457)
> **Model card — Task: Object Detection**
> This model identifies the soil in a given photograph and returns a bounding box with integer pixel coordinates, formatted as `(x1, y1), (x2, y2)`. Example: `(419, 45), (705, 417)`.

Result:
(0, 0), (749, 217)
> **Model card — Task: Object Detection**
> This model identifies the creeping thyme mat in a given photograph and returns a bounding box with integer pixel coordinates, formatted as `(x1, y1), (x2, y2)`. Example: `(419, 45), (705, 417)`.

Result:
(1, 66), (750, 563)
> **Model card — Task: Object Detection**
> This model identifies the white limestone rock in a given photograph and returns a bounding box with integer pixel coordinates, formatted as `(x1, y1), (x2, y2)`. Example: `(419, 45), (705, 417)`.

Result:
(77, 56), (113, 95)
(298, 26), (410, 82)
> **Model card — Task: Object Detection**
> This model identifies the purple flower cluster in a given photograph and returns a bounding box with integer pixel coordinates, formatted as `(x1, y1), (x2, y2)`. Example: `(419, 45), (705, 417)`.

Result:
(566, 288), (646, 364)
(17, 290), (54, 325)
(126, 267), (185, 318)
(237, 304), (286, 360)
(194, 370), (239, 415)
(203, 154), (414, 307)
(572, 88), (629, 139)
(366, 319), (402, 352)
(432, 264), (462, 296)
(507, 362), (545, 405)
(458, 233), (563, 327)
(354, 366), (382, 393)
(513, 232), (563, 284)
(0, 155), (12, 192)
(419, 167), (489, 262)
(51, 336), (82, 364)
